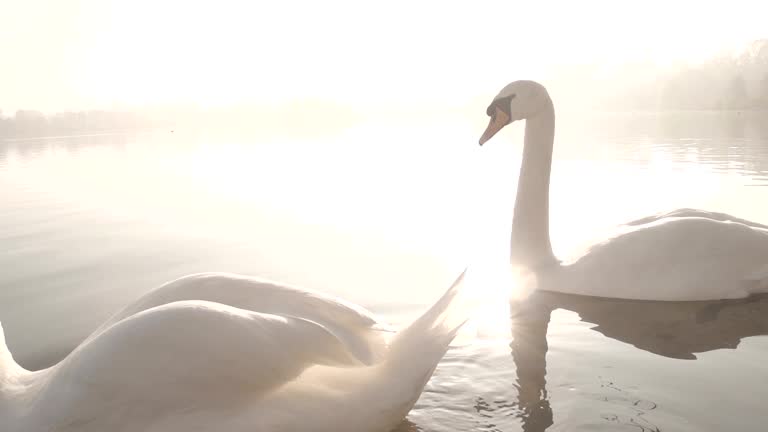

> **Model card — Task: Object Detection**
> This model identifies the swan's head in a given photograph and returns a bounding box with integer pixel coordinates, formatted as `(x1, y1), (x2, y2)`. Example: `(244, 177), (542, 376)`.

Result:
(479, 80), (550, 146)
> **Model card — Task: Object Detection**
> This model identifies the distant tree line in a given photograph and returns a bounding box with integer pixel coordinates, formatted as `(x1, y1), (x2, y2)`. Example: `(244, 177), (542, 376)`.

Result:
(0, 109), (175, 139)
(659, 53), (768, 110)
(561, 40), (768, 112)
(655, 40), (768, 110)
(5, 40), (768, 137)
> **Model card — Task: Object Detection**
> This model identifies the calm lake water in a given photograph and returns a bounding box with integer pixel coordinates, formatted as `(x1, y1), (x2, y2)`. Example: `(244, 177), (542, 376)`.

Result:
(1, 111), (767, 431)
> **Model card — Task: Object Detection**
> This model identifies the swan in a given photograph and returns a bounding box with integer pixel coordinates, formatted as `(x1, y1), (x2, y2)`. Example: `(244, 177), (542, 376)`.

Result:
(478, 80), (768, 301)
(1, 270), (467, 432)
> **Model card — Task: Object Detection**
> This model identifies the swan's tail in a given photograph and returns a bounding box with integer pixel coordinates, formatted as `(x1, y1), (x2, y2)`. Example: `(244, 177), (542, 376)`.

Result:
(380, 269), (468, 411)
(390, 269), (468, 353)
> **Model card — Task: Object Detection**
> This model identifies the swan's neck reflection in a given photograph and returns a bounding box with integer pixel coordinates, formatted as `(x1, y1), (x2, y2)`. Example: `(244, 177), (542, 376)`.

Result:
(507, 290), (768, 432)
(510, 298), (554, 432)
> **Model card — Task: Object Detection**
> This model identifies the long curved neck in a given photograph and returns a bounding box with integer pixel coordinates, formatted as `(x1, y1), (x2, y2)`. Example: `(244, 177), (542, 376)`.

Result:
(510, 97), (556, 268)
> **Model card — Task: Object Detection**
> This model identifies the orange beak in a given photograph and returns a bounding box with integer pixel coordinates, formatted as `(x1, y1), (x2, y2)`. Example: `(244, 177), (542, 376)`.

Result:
(479, 108), (511, 146)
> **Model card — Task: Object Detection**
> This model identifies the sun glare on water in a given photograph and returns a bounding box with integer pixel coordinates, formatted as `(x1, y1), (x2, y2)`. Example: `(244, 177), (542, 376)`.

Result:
(453, 260), (541, 343)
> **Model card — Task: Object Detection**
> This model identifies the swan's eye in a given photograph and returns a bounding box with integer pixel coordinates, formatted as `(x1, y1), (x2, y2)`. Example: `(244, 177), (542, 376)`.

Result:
(486, 100), (502, 117)
(486, 94), (516, 117)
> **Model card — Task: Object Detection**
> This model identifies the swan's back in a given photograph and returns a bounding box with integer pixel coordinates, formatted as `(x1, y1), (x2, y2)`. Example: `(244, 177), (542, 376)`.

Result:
(91, 273), (389, 364)
(626, 208), (768, 230)
(103, 273), (380, 328)
(550, 216), (768, 300)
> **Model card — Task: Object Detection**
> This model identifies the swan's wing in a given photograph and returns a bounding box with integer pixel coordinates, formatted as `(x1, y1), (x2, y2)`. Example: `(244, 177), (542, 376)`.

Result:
(43, 300), (365, 418)
(626, 208), (768, 230)
(90, 273), (389, 365)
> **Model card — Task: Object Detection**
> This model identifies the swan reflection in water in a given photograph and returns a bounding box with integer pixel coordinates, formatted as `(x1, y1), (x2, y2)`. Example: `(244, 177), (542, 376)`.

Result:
(503, 291), (768, 432)
(390, 285), (768, 431)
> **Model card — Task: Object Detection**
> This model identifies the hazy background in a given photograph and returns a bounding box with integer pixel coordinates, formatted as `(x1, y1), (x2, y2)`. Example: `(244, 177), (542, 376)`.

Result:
(2, 0), (768, 136)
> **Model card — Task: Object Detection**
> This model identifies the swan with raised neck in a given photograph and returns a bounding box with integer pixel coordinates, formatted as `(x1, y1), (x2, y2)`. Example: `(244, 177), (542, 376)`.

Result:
(479, 80), (768, 301)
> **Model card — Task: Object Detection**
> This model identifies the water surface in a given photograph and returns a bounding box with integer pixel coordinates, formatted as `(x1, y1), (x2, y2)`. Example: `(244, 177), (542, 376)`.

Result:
(1, 111), (767, 431)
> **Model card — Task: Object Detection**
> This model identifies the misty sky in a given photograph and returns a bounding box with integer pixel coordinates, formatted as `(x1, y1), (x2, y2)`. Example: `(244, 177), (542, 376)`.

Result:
(2, 0), (767, 112)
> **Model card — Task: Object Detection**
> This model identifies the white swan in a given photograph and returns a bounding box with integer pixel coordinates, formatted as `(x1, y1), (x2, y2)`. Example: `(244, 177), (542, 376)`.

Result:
(1, 270), (466, 432)
(479, 80), (768, 301)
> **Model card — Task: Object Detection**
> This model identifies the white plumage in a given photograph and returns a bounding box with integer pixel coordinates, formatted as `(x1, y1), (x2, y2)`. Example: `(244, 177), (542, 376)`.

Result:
(1, 270), (466, 432)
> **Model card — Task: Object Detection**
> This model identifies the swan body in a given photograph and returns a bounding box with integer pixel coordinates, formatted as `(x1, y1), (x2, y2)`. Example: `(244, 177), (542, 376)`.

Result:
(542, 216), (768, 300)
(1, 271), (467, 432)
(479, 80), (768, 300)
